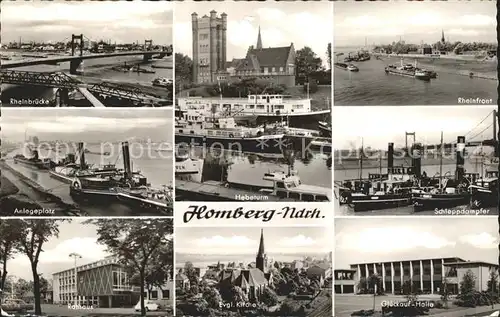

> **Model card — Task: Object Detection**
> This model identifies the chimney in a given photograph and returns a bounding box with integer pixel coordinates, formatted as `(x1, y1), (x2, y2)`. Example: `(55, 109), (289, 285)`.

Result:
(122, 141), (132, 179)
(78, 142), (85, 169)
(411, 143), (422, 178)
(387, 142), (394, 173)
(456, 136), (465, 181)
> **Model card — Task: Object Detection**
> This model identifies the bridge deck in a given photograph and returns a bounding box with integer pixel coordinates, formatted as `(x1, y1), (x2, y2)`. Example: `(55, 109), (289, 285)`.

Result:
(77, 86), (105, 107)
(1, 51), (168, 68)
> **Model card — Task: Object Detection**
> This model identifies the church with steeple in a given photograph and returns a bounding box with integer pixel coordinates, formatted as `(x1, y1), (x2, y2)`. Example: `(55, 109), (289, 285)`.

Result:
(218, 229), (273, 301)
(226, 25), (297, 87)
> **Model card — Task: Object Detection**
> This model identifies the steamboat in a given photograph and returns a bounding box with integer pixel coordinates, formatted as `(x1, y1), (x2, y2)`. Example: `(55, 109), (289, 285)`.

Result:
(385, 60), (434, 81)
(176, 94), (330, 123)
(13, 149), (55, 170)
(69, 141), (173, 215)
(175, 116), (288, 155)
(469, 170), (499, 208)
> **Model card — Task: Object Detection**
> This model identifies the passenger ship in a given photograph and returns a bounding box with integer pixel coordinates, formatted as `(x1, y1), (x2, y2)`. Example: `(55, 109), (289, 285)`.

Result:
(176, 94), (330, 121)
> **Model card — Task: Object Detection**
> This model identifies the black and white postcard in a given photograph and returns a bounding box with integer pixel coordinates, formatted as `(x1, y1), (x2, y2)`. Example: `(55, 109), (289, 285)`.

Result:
(174, 2), (333, 202)
(333, 106), (498, 216)
(334, 1), (496, 106)
(0, 218), (173, 317)
(1, 1), (173, 107)
(0, 109), (173, 216)
(175, 226), (332, 317)
(335, 217), (499, 317)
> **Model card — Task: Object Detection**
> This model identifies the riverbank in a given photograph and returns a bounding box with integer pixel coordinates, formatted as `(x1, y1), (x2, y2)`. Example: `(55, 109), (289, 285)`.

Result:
(372, 53), (497, 80)
(0, 162), (83, 216)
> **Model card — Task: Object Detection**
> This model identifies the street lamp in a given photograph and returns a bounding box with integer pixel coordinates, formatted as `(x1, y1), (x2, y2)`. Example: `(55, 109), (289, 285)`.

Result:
(69, 253), (82, 306)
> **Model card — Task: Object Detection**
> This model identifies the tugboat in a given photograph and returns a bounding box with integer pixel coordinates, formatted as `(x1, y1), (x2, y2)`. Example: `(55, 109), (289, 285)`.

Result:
(469, 170), (498, 208)
(413, 136), (471, 211)
(334, 63), (359, 72)
(152, 77), (173, 88)
(175, 116), (288, 155)
(339, 142), (418, 212)
(175, 153), (204, 176)
(69, 142), (172, 214)
(13, 150), (54, 170)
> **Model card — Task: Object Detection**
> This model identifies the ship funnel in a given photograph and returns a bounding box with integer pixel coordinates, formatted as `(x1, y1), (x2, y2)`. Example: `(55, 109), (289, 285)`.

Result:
(122, 141), (132, 179)
(387, 142), (394, 172)
(78, 142), (85, 169)
(411, 143), (422, 178)
(456, 136), (465, 181)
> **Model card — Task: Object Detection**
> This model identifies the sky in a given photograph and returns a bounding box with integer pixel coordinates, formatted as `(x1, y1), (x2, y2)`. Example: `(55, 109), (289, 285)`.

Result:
(334, 1), (496, 47)
(174, 2), (332, 66)
(333, 106), (496, 150)
(176, 227), (332, 255)
(335, 217), (498, 269)
(6, 220), (111, 281)
(1, 1), (173, 45)
(1, 108), (172, 143)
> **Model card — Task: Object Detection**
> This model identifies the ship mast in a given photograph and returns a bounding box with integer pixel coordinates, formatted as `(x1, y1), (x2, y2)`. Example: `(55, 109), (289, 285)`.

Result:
(439, 131), (443, 191)
(359, 138), (364, 182)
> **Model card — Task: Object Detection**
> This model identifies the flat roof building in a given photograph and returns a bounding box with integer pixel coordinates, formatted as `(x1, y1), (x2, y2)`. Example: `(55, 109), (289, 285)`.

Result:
(335, 257), (498, 295)
(53, 256), (172, 308)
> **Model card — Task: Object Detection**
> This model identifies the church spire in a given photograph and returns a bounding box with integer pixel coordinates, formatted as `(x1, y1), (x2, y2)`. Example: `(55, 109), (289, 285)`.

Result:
(256, 26), (263, 50)
(441, 29), (445, 43)
(257, 229), (265, 255)
(256, 229), (267, 272)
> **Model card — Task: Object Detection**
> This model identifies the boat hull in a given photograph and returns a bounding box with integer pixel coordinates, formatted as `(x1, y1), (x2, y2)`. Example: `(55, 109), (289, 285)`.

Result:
(49, 171), (74, 183)
(349, 193), (412, 212)
(13, 158), (50, 169)
(412, 193), (470, 211)
(470, 187), (498, 208)
(175, 134), (287, 154)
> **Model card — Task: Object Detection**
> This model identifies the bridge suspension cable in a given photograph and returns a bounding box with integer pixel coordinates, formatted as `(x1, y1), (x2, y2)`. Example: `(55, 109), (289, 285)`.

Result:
(468, 122), (494, 142)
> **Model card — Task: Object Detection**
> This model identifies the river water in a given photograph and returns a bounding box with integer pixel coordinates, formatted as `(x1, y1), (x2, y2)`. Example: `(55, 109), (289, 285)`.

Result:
(334, 50), (497, 106)
(334, 161), (498, 216)
(4, 141), (173, 216)
(1, 50), (172, 105)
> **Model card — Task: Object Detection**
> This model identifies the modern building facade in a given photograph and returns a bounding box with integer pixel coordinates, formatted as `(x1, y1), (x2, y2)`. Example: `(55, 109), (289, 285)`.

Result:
(52, 256), (173, 308)
(334, 257), (499, 295)
(191, 10), (227, 83)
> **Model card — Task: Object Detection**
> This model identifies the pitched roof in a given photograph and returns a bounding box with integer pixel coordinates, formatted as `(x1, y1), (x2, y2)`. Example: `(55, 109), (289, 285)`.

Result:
(235, 45), (293, 71)
(219, 268), (269, 288)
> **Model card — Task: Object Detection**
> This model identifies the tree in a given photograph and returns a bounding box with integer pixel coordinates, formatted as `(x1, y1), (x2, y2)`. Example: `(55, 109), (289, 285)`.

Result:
(10, 219), (67, 315)
(295, 47), (323, 79)
(87, 219), (173, 317)
(261, 287), (279, 307)
(368, 274), (381, 311)
(0, 220), (19, 291)
(326, 43), (332, 70)
(203, 287), (222, 309)
(175, 53), (193, 84)
(357, 277), (367, 294)
(460, 269), (476, 295)
(487, 271), (499, 295)
(441, 277), (450, 309)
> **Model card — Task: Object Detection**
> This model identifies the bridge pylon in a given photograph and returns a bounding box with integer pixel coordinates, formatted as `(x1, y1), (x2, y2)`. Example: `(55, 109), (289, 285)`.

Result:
(71, 34), (84, 57)
(144, 39), (153, 51)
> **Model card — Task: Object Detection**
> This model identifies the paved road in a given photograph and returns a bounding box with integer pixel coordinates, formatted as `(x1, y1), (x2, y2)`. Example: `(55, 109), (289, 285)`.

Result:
(24, 304), (172, 316)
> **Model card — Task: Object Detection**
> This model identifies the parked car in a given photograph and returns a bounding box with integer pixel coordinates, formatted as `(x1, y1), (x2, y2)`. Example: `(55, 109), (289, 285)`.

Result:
(1, 299), (33, 313)
(134, 300), (159, 312)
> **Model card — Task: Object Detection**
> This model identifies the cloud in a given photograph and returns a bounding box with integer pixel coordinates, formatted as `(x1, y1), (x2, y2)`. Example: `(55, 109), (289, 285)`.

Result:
(336, 227), (456, 253)
(459, 233), (498, 249)
(194, 235), (257, 248)
(460, 14), (496, 26)
(278, 235), (316, 247)
(256, 8), (287, 21)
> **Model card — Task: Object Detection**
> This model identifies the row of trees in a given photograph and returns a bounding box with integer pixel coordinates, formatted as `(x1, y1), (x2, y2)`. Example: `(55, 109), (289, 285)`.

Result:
(374, 40), (497, 55)
(175, 44), (332, 88)
(0, 219), (173, 317)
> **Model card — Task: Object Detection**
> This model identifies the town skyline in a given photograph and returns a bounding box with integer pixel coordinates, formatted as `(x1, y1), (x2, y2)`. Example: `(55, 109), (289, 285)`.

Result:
(176, 227), (332, 255)
(174, 2), (332, 67)
(333, 106), (496, 150)
(1, 1), (173, 45)
(335, 218), (498, 269)
(334, 1), (496, 47)
(1, 109), (172, 143)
